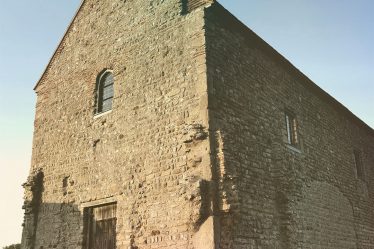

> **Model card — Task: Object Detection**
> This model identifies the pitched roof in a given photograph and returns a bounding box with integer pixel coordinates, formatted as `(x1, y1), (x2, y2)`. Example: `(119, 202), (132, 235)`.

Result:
(33, 0), (86, 91)
(207, 3), (374, 135)
(33, 1), (373, 135)
(33, 0), (216, 91)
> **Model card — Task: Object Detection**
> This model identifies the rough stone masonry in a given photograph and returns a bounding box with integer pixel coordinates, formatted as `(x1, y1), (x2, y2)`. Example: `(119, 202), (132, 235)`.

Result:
(21, 0), (374, 249)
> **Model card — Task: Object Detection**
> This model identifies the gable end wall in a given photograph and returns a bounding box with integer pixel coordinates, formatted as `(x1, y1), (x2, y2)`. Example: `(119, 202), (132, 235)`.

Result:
(23, 1), (216, 248)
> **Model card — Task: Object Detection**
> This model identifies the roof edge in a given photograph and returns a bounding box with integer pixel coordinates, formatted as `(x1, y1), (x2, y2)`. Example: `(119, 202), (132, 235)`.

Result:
(207, 2), (374, 136)
(33, 0), (86, 91)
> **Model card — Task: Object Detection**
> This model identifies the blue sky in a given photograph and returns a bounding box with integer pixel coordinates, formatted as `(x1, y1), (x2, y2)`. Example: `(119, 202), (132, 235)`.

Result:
(0, 0), (373, 247)
(0, 1), (82, 247)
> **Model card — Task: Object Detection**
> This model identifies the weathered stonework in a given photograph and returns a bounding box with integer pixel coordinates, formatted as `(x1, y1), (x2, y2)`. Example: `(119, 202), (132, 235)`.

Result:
(205, 4), (374, 248)
(22, 1), (374, 249)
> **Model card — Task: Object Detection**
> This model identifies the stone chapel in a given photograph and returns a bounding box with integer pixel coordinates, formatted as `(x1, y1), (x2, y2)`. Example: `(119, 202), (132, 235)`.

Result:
(21, 0), (374, 248)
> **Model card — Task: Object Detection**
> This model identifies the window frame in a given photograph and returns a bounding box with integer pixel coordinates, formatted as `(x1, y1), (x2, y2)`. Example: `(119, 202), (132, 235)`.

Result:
(95, 70), (114, 115)
(285, 112), (299, 147)
(354, 150), (365, 182)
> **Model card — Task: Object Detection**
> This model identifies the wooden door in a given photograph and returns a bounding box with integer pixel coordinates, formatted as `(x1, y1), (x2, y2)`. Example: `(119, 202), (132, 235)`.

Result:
(87, 203), (117, 249)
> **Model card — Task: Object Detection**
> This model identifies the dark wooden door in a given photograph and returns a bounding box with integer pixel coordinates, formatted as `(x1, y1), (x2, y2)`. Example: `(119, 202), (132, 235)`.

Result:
(88, 203), (117, 249)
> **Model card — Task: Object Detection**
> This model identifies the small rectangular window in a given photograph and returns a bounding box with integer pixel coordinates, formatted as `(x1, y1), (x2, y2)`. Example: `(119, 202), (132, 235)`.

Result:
(85, 203), (117, 249)
(354, 150), (365, 181)
(285, 112), (298, 146)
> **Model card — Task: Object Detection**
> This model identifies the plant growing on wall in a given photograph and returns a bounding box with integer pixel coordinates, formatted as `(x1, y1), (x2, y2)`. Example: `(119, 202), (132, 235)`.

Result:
(3, 244), (21, 249)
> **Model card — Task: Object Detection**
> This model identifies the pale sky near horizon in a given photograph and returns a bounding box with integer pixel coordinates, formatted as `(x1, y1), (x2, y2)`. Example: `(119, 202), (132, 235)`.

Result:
(0, 0), (373, 247)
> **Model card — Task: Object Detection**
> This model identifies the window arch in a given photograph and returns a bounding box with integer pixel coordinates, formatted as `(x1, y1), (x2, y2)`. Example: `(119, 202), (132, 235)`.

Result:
(95, 70), (114, 114)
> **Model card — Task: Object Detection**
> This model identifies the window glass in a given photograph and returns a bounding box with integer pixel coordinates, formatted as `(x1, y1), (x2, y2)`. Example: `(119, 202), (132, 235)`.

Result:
(96, 71), (114, 114)
(354, 150), (365, 181)
(285, 113), (298, 146)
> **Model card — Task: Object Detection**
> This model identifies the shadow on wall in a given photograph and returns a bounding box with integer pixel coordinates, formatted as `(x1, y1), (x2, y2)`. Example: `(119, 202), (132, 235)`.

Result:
(21, 170), (84, 249)
(293, 182), (357, 249)
(21, 171), (115, 249)
(20, 167), (214, 249)
(22, 202), (83, 249)
(273, 180), (358, 249)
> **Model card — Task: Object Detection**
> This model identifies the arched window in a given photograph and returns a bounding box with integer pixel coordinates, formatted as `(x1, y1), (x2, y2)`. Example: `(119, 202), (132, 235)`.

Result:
(96, 70), (114, 114)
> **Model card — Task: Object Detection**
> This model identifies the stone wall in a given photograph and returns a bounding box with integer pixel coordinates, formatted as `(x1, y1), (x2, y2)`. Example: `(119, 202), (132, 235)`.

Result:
(205, 3), (374, 249)
(25, 0), (214, 248)
(22, 1), (374, 248)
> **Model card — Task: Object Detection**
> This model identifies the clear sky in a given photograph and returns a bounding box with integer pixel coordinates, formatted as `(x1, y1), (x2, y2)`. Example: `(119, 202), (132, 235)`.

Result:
(0, 0), (373, 247)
